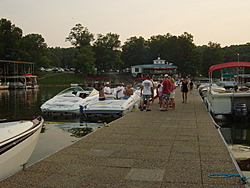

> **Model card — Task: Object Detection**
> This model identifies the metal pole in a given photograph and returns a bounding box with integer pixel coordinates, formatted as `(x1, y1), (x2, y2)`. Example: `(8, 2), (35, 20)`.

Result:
(237, 54), (239, 86)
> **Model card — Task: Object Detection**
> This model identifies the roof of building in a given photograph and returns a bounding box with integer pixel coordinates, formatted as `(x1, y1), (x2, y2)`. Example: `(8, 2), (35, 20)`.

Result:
(0, 60), (34, 64)
(131, 64), (177, 69)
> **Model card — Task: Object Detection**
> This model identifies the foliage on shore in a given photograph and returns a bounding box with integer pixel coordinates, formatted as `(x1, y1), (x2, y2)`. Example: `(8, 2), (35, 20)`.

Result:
(37, 72), (114, 85)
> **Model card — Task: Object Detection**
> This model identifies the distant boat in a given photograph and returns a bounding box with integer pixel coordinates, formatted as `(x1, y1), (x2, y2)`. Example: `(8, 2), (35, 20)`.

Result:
(40, 86), (99, 116)
(0, 116), (44, 180)
(0, 60), (39, 89)
(1, 74), (38, 89)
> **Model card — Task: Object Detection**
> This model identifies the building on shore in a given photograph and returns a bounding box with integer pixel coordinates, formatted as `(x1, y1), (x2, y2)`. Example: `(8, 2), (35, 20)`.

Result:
(131, 56), (177, 80)
(0, 60), (38, 89)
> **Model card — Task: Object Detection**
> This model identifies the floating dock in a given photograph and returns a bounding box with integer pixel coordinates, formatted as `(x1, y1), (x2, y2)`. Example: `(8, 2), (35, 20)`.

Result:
(0, 87), (247, 187)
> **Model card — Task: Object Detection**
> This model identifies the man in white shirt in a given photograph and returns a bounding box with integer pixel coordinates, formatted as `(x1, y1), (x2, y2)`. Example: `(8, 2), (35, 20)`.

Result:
(104, 82), (112, 95)
(116, 83), (125, 99)
(140, 76), (154, 111)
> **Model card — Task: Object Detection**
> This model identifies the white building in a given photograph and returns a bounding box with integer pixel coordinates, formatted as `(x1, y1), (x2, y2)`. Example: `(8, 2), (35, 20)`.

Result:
(131, 56), (177, 78)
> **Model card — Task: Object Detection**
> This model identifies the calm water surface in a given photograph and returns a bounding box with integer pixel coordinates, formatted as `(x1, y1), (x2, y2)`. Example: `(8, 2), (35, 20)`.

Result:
(0, 85), (107, 167)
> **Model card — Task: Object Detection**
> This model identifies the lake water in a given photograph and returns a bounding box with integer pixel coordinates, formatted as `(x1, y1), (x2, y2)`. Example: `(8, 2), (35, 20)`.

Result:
(1, 86), (250, 174)
(219, 120), (250, 176)
(0, 85), (109, 167)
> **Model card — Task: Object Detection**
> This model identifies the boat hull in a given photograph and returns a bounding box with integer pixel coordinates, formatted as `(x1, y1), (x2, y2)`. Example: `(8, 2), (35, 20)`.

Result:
(0, 116), (43, 180)
(207, 91), (250, 117)
(82, 90), (141, 117)
(40, 87), (99, 116)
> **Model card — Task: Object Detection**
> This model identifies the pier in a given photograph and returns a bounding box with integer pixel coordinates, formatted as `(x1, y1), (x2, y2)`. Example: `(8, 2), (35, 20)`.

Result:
(0, 87), (247, 187)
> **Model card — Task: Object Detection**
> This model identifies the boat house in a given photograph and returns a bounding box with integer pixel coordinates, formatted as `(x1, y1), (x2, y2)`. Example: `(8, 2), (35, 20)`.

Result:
(131, 56), (177, 79)
(0, 60), (38, 89)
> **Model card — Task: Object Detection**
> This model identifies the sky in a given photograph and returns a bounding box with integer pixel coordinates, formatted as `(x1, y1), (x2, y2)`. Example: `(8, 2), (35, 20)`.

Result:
(1, 0), (250, 48)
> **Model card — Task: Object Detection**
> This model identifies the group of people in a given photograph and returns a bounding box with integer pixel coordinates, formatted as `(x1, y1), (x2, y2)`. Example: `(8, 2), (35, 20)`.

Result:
(98, 82), (134, 100)
(98, 76), (193, 111)
(140, 75), (192, 111)
(140, 74), (175, 111)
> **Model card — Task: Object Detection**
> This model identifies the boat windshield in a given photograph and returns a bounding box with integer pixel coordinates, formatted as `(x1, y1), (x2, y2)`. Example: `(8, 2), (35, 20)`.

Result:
(57, 87), (84, 96)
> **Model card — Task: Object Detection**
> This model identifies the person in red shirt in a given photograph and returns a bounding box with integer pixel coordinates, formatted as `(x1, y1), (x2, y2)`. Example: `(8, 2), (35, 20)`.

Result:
(161, 74), (172, 111)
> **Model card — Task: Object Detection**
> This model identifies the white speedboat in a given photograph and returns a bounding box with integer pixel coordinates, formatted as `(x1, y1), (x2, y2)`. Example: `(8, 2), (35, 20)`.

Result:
(40, 86), (99, 116)
(0, 116), (44, 180)
(82, 90), (141, 117)
(206, 62), (250, 118)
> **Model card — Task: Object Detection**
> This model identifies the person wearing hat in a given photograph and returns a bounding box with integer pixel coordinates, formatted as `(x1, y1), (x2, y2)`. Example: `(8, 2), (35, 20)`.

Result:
(123, 84), (133, 99)
(104, 82), (112, 95)
(116, 83), (125, 99)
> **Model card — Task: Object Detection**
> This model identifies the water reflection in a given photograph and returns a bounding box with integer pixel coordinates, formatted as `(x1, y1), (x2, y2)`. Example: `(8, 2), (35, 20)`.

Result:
(220, 121), (250, 172)
(0, 85), (110, 167)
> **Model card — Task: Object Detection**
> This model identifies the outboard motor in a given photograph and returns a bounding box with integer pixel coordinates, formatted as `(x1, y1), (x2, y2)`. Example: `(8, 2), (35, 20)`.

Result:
(234, 103), (248, 118)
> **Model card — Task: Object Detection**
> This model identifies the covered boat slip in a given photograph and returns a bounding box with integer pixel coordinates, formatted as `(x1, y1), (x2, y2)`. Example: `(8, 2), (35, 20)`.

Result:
(0, 60), (38, 89)
(207, 62), (250, 118)
(0, 88), (247, 187)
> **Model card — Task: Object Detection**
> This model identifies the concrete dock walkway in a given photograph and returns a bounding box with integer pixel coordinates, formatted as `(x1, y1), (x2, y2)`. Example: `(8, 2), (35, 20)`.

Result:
(0, 87), (247, 187)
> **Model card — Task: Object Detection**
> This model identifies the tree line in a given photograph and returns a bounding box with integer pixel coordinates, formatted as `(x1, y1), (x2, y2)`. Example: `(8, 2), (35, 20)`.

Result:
(1, 18), (250, 78)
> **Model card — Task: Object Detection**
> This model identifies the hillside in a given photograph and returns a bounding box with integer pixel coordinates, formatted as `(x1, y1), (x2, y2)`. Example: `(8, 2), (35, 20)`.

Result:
(37, 72), (135, 86)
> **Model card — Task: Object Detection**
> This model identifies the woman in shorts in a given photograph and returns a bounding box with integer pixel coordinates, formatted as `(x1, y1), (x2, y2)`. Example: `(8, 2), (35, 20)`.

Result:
(169, 78), (176, 109)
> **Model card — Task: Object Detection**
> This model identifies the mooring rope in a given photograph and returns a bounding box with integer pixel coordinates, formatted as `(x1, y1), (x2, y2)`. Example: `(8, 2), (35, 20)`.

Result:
(208, 173), (250, 184)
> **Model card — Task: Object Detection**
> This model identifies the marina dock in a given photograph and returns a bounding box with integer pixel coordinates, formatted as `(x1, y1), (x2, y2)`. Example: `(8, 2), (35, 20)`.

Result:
(0, 87), (247, 187)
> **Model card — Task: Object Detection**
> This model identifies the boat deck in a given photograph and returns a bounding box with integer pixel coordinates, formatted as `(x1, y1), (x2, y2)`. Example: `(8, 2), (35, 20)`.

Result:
(0, 87), (247, 187)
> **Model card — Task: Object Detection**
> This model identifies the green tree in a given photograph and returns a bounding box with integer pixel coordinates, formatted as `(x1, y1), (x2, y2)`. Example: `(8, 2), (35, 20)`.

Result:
(66, 23), (94, 48)
(73, 45), (96, 77)
(147, 32), (197, 77)
(147, 33), (173, 62)
(183, 49), (203, 78)
(201, 41), (225, 77)
(0, 18), (23, 60)
(121, 36), (148, 69)
(93, 32), (123, 72)
(174, 32), (196, 75)
(61, 47), (77, 68)
(39, 56), (50, 68)
(47, 47), (62, 67)
(20, 33), (48, 68)
(223, 43), (250, 62)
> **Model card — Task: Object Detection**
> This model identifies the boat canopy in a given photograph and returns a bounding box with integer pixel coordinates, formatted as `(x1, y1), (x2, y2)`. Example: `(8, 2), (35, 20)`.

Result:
(209, 62), (250, 75)
(222, 73), (234, 78)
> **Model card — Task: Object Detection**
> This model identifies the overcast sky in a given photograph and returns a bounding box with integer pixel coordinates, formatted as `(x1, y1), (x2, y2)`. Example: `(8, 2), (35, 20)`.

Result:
(1, 0), (249, 48)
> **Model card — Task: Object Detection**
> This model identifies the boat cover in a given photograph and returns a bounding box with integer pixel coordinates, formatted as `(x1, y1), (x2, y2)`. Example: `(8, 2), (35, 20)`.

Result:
(209, 62), (250, 76)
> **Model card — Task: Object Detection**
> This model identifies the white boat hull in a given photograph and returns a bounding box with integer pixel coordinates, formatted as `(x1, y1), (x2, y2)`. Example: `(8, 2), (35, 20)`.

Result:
(207, 91), (250, 116)
(0, 116), (43, 180)
(40, 87), (99, 116)
(82, 90), (141, 116)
